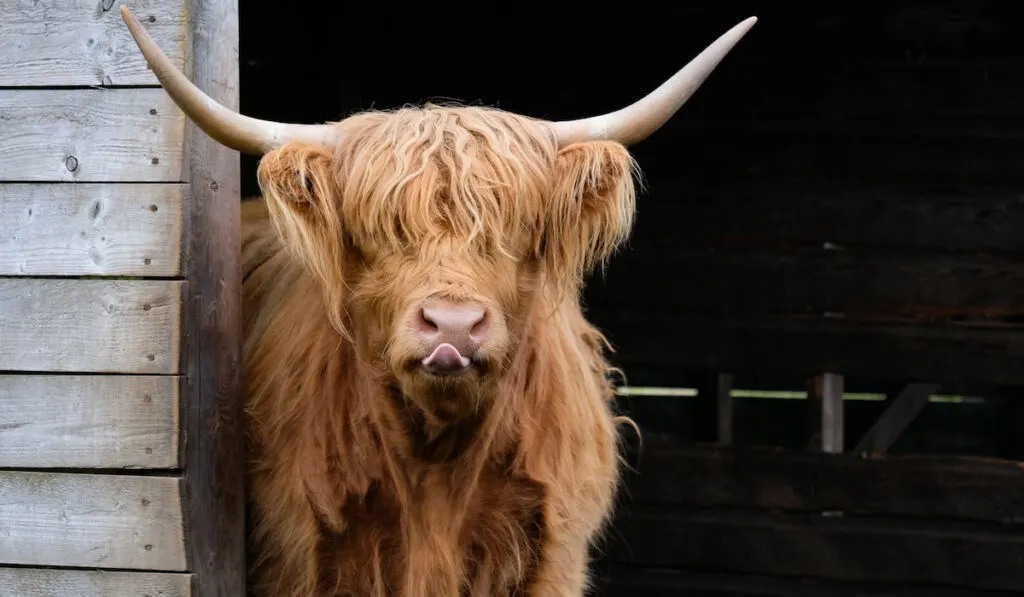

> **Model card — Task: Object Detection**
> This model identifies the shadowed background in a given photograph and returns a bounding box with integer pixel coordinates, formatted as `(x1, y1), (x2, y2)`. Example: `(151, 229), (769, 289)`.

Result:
(239, 3), (1024, 594)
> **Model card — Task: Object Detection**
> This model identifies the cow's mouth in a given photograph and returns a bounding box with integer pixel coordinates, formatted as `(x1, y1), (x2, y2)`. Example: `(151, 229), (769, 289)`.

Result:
(403, 343), (490, 379)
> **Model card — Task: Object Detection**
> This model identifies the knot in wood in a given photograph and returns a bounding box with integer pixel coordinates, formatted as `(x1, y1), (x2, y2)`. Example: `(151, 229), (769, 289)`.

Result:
(64, 155), (79, 172)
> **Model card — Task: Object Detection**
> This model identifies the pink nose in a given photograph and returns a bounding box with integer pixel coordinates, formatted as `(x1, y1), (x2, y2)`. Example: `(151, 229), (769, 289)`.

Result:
(417, 301), (490, 372)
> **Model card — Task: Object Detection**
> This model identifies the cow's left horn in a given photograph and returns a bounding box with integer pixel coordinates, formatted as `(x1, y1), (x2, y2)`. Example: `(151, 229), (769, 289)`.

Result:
(549, 16), (757, 148)
(120, 7), (337, 155)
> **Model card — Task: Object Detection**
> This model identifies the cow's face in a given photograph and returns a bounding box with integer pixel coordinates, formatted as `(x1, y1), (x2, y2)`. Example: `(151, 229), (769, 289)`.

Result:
(258, 108), (637, 419)
(120, 7), (754, 419)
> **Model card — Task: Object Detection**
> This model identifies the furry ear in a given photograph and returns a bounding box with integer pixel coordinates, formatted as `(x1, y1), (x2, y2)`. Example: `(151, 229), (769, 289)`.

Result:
(543, 140), (638, 295)
(257, 142), (350, 335)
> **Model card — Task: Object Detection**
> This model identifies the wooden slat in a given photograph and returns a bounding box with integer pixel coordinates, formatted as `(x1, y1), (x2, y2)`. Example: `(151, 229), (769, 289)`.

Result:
(716, 373), (733, 445)
(609, 507), (1024, 592)
(622, 180), (1024, 255)
(0, 89), (185, 182)
(852, 383), (940, 455)
(623, 392), (1011, 459)
(807, 373), (844, 453)
(592, 311), (1024, 387)
(0, 183), (184, 277)
(0, 471), (186, 570)
(0, 279), (182, 374)
(0, 375), (179, 469)
(0, 568), (190, 597)
(596, 568), (1014, 597)
(621, 446), (1024, 524)
(0, 0), (186, 87)
(588, 249), (1024, 322)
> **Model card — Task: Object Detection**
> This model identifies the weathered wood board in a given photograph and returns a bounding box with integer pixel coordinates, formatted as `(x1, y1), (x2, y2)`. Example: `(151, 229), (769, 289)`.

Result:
(0, 375), (179, 469)
(0, 0), (187, 87)
(621, 180), (1024, 254)
(622, 446), (1024, 524)
(611, 507), (1024, 592)
(0, 183), (184, 277)
(0, 568), (191, 597)
(0, 279), (182, 374)
(0, 471), (186, 570)
(0, 89), (185, 182)
(597, 568), (1010, 597)
(591, 248), (1024, 320)
(592, 311), (1024, 387)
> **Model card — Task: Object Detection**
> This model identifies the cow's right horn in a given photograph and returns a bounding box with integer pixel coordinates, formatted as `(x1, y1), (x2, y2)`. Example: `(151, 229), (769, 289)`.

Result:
(549, 16), (757, 148)
(121, 7), (338, 156)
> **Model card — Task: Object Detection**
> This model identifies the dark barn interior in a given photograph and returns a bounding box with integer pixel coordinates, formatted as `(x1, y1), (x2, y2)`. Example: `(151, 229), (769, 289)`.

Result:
(239, 2), (1024, 595)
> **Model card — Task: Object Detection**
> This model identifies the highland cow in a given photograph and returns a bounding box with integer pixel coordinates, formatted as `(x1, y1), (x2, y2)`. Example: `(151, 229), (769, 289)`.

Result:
(122, 8), (755, 597)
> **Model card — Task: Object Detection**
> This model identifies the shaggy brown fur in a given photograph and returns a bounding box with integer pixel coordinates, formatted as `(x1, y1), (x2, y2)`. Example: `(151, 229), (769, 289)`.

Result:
(240, 104), (639, 597)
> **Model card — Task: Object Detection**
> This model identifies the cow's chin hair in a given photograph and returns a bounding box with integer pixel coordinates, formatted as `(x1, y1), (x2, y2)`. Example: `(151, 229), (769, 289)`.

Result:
(398, 371), (491, 424)
(383, 354), (503, 425)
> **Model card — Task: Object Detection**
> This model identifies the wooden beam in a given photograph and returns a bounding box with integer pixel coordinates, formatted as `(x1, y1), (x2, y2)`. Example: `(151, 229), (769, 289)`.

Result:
(592, 310), (1024, 388)
(0, 472), (186, 570)
(808, 372), (844, 453)
(610, 507), (1024, 592)
(597, 567), (1012, 597)
(605, 179), (1024, 255)
(0, 375), (179, 469)
(717, 372), (734, 445)
(0, 0), (186, 87)
(851, 383), (940, 455)
(0, 279), (183, 374)
(590, 248), (1024, 322)
(179, 1), (246, 597)
(0, 89), (186, 182)
(0, 568), (191, 597)
(691, 372), (734, 445)
(620, 445), (1024, 524)
(0, 183), (184, 277)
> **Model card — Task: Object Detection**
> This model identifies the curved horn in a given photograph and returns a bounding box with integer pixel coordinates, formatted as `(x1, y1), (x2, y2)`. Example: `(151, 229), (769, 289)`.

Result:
(549, 16), (757, 148)
(120, 7), (338, 155)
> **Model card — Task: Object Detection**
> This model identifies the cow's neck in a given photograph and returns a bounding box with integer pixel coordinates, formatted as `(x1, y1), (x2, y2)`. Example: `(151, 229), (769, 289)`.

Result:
(388, 383), (491, 464)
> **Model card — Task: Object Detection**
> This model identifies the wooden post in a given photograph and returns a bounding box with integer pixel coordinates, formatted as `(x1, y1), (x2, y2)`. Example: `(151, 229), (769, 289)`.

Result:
(0, 2), (196, 594)
(717, 372), (734, 446)
(180, 0), (246, 596)
(807, 372), (844, 453)
(852, 383), (939, 455)
(692, 371), (735, 445)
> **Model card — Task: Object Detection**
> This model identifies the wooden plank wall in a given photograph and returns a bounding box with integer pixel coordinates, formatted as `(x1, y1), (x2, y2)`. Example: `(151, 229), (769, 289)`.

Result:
(578, 3), (1024, 595)
(0, 1), (243, 596)
(239, 1), (1024, 595)
(578, 2), (1024, 392)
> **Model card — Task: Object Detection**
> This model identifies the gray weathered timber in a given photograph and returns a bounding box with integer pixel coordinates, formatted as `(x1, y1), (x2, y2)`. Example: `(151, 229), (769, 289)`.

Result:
(0, 89), (185, 182)
(0, 279), (182, 374)
(0, 0), (187, 87)
(0, 183), (184, 277)
(178, 0), (246, 594)
(851, 383), (941, 455)
(0, 568), (191, 597)
(0, 471), (186, 570)
(808, 373), (844, 453)
(0, 375), (179, 469)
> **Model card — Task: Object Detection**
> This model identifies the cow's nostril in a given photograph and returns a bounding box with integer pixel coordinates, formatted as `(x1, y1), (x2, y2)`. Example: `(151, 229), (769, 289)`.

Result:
(470, 310), (490, 339)
(419, 302), (489, 348)
(418, 308), (439, 332)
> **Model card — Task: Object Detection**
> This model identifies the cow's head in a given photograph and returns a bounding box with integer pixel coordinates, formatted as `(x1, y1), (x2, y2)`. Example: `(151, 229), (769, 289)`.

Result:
(122, 8), (755, 419)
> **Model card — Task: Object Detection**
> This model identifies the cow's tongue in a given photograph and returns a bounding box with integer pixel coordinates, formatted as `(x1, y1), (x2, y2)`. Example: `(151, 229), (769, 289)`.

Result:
(422, 343), (470, 371)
